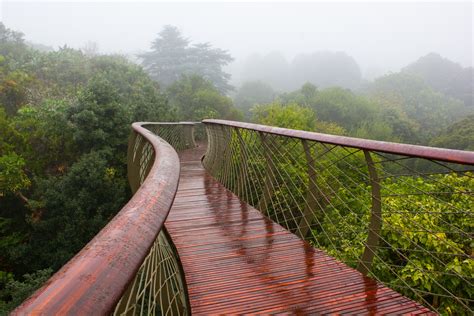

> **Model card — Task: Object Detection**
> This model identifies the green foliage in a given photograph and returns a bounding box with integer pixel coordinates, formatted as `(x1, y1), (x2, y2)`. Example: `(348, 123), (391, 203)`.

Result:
(0, 268), (52, 314)
(279, 82), (318, 107)
(368, 73), (468, 141)
(310, 87), (378, 129)
(403, 53), (473, 107)
(251, 102), (317, 131)
(251, 101), (347, 136)
(68, 75), (131, 154)
(0, 153), (30, 196)
(11, 101), (75, 175)
(21, 150), (128, 271)
(140, 25), (234, 92)
(0, 108), (23, 154)
(0, 23), (176, 311)
(431, 115), (474, 151)
(234, 81), (276, 118)
(167, 75), (241, 121)
(314, 173), (473, 314)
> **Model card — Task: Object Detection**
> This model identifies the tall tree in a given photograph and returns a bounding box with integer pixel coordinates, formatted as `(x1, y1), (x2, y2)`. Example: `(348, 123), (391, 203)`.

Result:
(167, 75), (240, 121)
(402, 53), (473, 107)
(234, 81), (276, 118)
(140, 25), (233, 93)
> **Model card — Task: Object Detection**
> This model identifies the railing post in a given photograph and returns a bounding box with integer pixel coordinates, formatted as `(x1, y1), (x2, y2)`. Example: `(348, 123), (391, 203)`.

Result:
(128, 132), (142, 194)
(297, 139), (321, 239)
(182, 123), (196, 149)
(257, 132), (277, 216)
(223, 126), (235, 189)
(235, 128), (249, 200)
(357, 150), (382, 275)
(213, 125), (227, 182)
(203, 124), (216, 173)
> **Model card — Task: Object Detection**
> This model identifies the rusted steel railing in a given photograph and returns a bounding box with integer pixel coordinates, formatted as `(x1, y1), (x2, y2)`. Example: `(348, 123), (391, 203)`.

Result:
(202, 119), (474, 315)
(13, 122), (196, 315)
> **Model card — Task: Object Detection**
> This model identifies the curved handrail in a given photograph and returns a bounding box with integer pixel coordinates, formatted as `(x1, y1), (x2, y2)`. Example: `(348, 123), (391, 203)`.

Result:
(203, 119), (474, 165)
(12, 123), (181, 315)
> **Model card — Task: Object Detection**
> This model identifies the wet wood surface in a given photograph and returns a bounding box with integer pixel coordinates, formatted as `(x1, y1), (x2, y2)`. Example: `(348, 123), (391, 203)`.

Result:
(165, 144), (433, 315)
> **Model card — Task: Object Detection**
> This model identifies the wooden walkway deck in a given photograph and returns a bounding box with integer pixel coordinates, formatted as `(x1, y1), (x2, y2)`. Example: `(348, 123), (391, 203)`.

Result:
(165, 144), (433, 315)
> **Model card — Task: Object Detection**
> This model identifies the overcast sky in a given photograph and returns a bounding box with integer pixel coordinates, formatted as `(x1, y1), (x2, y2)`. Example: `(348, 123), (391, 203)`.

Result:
(1, 1), (472, 79)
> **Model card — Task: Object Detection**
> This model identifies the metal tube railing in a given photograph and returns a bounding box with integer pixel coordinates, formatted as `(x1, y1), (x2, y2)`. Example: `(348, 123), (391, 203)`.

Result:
(202, 119), (474, 315)
(13, 122), (196, 315)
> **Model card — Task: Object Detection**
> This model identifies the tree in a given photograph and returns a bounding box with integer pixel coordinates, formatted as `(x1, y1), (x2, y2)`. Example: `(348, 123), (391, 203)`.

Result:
(368, 73), (468, 142)
(0, 23), (33, 116)
(21, 150), (128, 271)
(402, 53), (473, 106)
(278, 84), (419, 142)
(0, 153), (30, 199)
(309, 87), (378, 130)
(234, 81), (276, 118)
(280, 82), (318, 107)
(0, 23), (179, 312)
(0, 268), (52, 314)
(240, 52), (291, 92)
(67, 75), (131, 156)
(140, 25), (234, 93)
(291, 51), (362, 90)
(251, 102), (317, 131)
(11, 101), (76, 176)
(167, 75), (241, 121)
(251, 101), (345, 135)
(431, 115), (474, 151)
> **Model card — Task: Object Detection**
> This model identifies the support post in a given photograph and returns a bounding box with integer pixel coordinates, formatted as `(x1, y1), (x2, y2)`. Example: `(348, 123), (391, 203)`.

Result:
(256, 132), (277, 216)
(235, 128), (249, 200)
(297, 140), (320, 239)
(357, 150), (382, 275)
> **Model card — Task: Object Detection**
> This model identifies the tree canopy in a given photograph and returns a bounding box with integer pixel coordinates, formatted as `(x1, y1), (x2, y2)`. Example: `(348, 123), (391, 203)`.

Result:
(167, 75), (241, 121)
(402, 53), (473, 107)
(0, 23), (177, 313)
(140, 25), (234, 93)
(234, 81), (276, 118)
(431, 115), (474, 151)
(239, 51), (362, 92)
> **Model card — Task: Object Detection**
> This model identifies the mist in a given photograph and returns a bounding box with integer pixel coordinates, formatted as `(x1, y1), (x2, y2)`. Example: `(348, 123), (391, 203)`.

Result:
(2, 1), (472, 85)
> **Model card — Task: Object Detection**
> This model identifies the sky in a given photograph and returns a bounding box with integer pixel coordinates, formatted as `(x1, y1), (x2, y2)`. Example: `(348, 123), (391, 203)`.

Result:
(1, 0), (472, 80)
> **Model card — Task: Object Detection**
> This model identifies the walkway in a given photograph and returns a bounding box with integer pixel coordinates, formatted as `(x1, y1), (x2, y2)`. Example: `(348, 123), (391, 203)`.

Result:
(165, 144), (432, 314)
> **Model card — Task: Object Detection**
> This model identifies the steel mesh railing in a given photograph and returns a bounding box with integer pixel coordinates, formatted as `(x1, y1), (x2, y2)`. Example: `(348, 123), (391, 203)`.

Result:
(113, 230), (188, 316)
(14, 122), (196, 316)
(202, 119), (474, 315)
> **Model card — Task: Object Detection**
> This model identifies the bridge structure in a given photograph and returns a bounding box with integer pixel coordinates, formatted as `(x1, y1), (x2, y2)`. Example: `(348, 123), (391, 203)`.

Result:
(13, 121), (473, 315)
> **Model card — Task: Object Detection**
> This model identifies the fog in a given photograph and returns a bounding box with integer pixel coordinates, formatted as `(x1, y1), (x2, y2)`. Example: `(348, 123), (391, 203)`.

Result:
(1, 1), (472, 83)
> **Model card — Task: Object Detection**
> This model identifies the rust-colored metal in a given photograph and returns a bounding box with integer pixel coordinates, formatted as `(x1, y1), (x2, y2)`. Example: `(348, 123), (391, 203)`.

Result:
(357, 150), (382, 275)
(256, 132), (277, 215)
(166, 144), (433, 314)
(12, 123), (181, 315)
(298, 139), (319, 238)
(203, 119), (474, 165)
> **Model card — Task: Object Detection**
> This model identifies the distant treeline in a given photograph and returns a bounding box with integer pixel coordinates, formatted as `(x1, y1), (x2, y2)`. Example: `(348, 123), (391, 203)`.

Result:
(234, 53), (473, 149)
